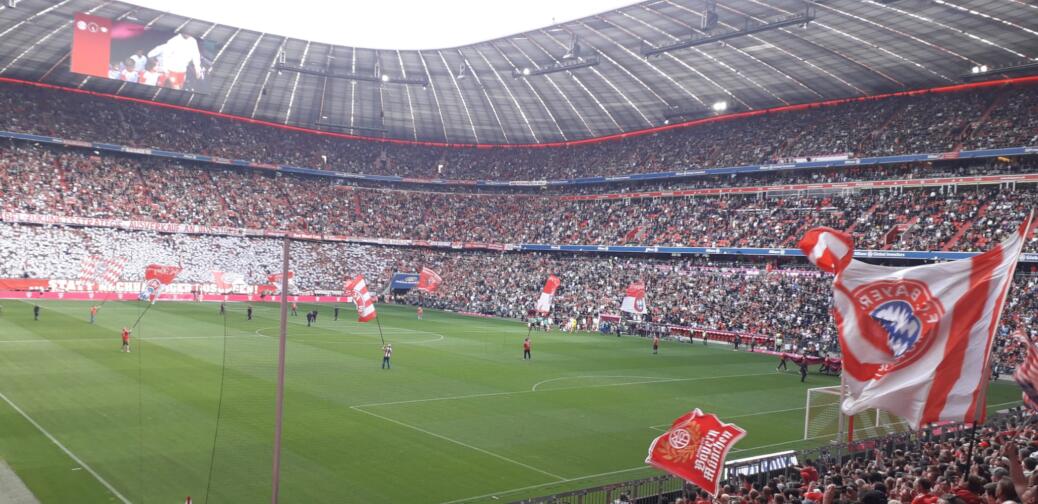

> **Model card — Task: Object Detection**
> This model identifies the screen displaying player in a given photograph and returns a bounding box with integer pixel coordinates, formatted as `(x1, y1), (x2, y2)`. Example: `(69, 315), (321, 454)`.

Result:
(70, 12), (215, 93)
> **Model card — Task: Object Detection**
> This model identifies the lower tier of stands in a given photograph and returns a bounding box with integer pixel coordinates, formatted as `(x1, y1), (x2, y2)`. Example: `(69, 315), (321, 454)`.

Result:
(1, 222), (1033, 375)
(2, 142), (1037, 254)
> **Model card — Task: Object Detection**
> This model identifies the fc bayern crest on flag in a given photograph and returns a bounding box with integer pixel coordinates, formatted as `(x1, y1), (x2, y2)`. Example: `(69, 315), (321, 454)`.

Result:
(645, 409), (746, 496)
(848, 279), (945, 360)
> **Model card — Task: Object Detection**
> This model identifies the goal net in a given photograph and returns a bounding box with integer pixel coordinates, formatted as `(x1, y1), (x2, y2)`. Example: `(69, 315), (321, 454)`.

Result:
(804, 385), (910, 441)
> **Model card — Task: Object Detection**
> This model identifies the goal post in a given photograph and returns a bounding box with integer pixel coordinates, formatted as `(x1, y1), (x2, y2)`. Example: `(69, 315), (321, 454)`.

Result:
(804, 385), (909, 441)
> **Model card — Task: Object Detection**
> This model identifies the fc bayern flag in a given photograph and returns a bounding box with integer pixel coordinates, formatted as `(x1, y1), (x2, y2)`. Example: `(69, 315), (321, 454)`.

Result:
(799, 212), (1033, 427)
(139, 264), (182, 304)
(534, 274), (561, 314)
(417, 267), (443, 293)
(621, 281), (648, 314)
(343, 275), (377, 322)
(645, 409), (746, 496)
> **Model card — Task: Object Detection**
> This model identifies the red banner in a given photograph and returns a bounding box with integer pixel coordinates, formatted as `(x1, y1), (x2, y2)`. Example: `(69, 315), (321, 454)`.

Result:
(0, 278), (49, 291)
(646, 409), (746, 496)
(70, 13), (112, 77)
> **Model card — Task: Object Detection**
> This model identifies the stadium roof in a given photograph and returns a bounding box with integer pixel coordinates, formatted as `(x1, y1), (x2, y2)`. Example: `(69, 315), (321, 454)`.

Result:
(0, 0), (1036, 145)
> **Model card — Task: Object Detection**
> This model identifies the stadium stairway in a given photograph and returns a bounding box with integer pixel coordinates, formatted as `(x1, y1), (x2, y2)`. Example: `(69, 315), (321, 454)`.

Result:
(205, 170), (232, 216)
(942, 202), (991, 251)
(845, 202), (881, 235)
(957, 87), (1014, 152)
(858, 101), (910, 155)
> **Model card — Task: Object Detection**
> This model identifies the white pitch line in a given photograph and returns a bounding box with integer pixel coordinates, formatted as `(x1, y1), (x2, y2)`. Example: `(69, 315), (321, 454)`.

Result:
(354, 371), (778, 409)
(531, 375), (667, 392)
(351, 406), (565, 481)
(649, 405), (813, 431)
(251, 327), (446, 345)
(0, 390), (132, 504)
(0, 334), (265, 344)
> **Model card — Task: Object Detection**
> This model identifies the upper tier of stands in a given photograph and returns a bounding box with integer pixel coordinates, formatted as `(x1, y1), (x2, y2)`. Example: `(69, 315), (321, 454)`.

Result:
(1, 80), (1035, 181)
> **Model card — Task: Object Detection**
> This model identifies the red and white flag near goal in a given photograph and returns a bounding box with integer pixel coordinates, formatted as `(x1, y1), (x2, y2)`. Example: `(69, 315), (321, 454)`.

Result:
(621, 280), (648, 315)
(417, 267), (442, 293)
(645, 409), (746, 497)
(534, 274), (561, 314)
(343, 275), (377, 322)
(798, 211), (1033, 427)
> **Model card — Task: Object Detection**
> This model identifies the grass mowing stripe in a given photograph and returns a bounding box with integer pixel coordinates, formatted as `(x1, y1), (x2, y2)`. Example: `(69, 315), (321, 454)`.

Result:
(354, 371), (780, 408)
(350, 406), (566, 481)
(0, 390), (132, 504)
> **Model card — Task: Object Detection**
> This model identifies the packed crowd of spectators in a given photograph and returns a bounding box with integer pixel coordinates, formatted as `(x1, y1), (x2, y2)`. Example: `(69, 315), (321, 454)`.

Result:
(0, 81), (1034, 180)
(691, 409), (1038, 504)
(3, 222), (1035, 372)
(0, 223), (394, 292)
(2, 143), (1036, 253)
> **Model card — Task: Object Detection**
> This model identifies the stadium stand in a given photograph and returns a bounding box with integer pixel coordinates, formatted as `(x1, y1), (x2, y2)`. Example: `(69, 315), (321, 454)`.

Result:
(0, 81), (1036, 180)
(2, 142), (1037, 252)
(678, 409), (1038, 504)
(3, 1), (1038, 502)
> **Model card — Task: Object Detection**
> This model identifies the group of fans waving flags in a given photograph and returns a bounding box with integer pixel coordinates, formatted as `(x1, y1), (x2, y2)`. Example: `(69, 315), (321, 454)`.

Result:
(643, 211), (1037, 495)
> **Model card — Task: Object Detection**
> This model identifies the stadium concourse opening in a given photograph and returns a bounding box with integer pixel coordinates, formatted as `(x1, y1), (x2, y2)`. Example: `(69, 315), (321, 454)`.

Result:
(1, 0), (1038, 503)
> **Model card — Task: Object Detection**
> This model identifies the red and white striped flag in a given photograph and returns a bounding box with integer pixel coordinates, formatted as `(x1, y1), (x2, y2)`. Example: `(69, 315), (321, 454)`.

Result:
(100, 257), (126, 285)
(417, 267), (443, 293)
(1013, 330), (1038, 411)
(78, 255), (100, 283)
(78, 255), (126, 288)
(344, 275), (377, 322)
(799, 213), (1032, 427)
(534, 275), (561, 314)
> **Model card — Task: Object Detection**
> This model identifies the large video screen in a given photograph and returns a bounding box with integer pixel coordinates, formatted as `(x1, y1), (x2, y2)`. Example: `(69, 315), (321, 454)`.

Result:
(70, 13), (215, 93)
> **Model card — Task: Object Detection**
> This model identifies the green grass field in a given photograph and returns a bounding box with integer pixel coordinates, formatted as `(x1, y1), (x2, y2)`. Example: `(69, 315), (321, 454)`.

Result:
(0, 300), (1023, 503)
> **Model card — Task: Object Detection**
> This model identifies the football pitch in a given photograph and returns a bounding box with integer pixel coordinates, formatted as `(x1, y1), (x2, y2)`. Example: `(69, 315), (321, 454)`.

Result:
(0, 300), (1023, 503)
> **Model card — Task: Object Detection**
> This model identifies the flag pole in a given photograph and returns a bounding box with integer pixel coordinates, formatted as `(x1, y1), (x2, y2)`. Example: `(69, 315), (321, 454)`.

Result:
(964, 211), (1032, 478)
(375, 311), (386, 346)
(129, 302), (155, 330)
(271, 237), (290, 504)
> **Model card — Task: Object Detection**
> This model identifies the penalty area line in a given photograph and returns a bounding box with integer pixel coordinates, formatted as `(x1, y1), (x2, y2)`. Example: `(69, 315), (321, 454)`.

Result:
(350, 405), (564, 481)
(0, 390), (132, 504)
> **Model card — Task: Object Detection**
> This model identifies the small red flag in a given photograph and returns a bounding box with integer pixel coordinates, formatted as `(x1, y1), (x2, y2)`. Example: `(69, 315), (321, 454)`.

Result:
(646, 409), (746, 496)
(267, 271), (294, 284)
(417, 267), (443, 293)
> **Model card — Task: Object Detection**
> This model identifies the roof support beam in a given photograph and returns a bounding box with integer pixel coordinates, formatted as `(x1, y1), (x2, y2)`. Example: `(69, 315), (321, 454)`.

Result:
(641, 9), (815, 56)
